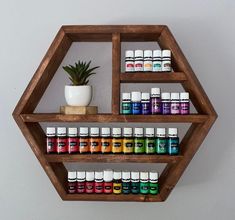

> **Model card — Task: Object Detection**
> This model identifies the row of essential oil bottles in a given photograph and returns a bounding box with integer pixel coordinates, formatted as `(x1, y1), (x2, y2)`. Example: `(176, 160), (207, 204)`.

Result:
(125, 50), (171, 72)
(47, 127), (179, 155)
(121, 88), (190, 115)
(68, 170), (159, 195)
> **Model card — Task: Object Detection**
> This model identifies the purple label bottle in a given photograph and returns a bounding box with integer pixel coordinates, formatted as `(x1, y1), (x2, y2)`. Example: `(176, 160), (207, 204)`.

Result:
(180, 92), (190, 115)
(151, 88), (162, 114)
(170, 93), (180, 114)
(131, 91), (142, 115)
(141, 92), (151, 115)
(161, 92), (171, 115)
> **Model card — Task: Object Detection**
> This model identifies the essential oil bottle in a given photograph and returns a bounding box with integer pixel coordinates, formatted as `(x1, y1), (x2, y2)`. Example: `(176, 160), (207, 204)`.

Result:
(123, 127), (134, 154)
(134, 128), (145, 154)
(156, 128), (167, 154)
(46, 127), (56, 153)
(113, 171), (122, 194)
(131, 91), (142, 115)
(170, 93), (180, 115)
(149, 171), (159, 195)
(141, 92), (151, 115)
(68, 127), (79, 154)
(90, 127), (101, 154)
(101, 127), (112, 153)
(143, 50), (153, 72)
(103, 169), (113, 194)
(122, 171), (131, 194)
(68, 171), (77, 194)
(79, 127), (90, 153)
(180, 92), (190, 115)
(151, 88), (162, 114)
(95, 171), (104, 194)
(57, 127), (68, 154)
(140, 172), (149, 194)
(77, 171), (86, 194)
(152, 50), (162, 72)
(125, 50), (134, 72)
(162, 50), (171, 72)
(168, 128), (180, 155)
(121, 93), (132, 115)
(85, 171), (95, 194)
(145, 128), (155, 154)
(134, 50), (144, 72)
(112, 128), (123, 154)
(131, 171), (140, 194)
(161, 92), (171, 115)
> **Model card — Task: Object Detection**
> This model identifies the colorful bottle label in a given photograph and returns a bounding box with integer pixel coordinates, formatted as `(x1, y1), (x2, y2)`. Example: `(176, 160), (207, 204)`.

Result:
(112, 139), (122, 153)
(180, 102), (190, 115)
(85, 182), (94, 194)
(122, 102), (132, 114)
(68, 137), (79, 153)
(104, 182), (113, 194)
(77, 182), (85, 193)
(152, 61), (162, 72)
(101, 138), (112, 153)
(168, 138), (179, 155)
(134, 138), (145, 154)
(162, 102), (171, 115)
(149, 182), (159, 195)
(90, 138), (101, 153)
(141, 102), (151, 115)
(47, 137), (56, 153)
(57, 137), (67, 153)
(95, 182), (103, 194)
(122, 182), (131, 194)
(151, 98), (162, 114)
(125, 62), (134, 72)
(132, 102), (141, 114)
(156, 138), (167, 154)
(140, 182), (149, 194)
(113, 182), (122, 194)
(131, 182), (140, 194)
(171, 102), (180, 114)
(145, 138), (155, 154)
(68, 182), (76, 194)
(79, 138), (90, 153)
(123, 138), (134, 154)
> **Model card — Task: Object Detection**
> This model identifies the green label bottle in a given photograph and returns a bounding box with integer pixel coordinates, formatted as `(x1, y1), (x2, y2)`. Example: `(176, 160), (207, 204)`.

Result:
(140, 171), (149, 194)
(121, 93), (132, 114)
(156, 128), (167, 154)
(145, 128), (155, 154)
(134, 128), (145, 154)
(168, 128), (180, 155)
(149, 171), (159, 195)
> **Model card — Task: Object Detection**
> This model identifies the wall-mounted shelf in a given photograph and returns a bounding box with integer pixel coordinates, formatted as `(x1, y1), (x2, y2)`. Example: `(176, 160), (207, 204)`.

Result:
(13, 25), (217, 202)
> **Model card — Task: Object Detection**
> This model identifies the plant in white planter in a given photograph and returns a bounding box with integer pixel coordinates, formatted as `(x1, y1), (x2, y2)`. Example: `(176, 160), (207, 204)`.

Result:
(63, 60), (99, 106)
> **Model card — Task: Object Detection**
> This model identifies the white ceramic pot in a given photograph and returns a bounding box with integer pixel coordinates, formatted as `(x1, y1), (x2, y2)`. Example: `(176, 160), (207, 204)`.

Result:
(65, 85), (92, 106)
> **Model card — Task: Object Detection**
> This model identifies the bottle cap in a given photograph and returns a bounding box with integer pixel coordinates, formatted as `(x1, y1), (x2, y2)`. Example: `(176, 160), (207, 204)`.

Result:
(153, 50), (162, 57)
(125, 50), (134, 58)
(168, 128), (178, 136)
(79, 127), (88, 136)
(162, 50), (171, 57)
(151, 88), (161, 96)
(103, 169), (113, 182)
(141, 92), (150, 100)
(113, 171), (122, 180)
(68, 127), (77, 136)
(122, 171), (131, 180)
(131, 91), (141, 102)
(95, 171), (103, 181)
(144, 50), (152, 57)
(180, 92), (189, 100)
(140, 171), (149, 180)
(112, 128), (121, 137)
(134, 127), (144, 137)
(47, 127), (55, 136)
(90, 127), (99, 136)
(135, 50), (143, 57)
(122, 93), (131, 100)
(171, 92), (180, 100)
(149, 171), (158, 182)
(161, 92), (170, 100)
(131, 171), (140, 180)
(101, 127), (110, 136)
(57, 127), (66, 136)
(77, 171), (85, 181)
(156, 128), (166, 137)
(68, 171), (76, 180)
(123, 127), (132, 136)
(86, 171), (95, 181)
(145, 128), (155, 137)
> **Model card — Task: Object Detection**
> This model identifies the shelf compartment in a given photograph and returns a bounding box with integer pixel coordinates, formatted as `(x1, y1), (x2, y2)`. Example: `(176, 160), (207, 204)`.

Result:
(120, 72), (186, 83)
(45, 154), (182, 163)
(21, 114), (208, 123)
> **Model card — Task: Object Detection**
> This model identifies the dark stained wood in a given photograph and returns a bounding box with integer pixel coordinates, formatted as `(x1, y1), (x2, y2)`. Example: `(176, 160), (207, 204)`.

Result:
(45, 154), (182, 163)
(21, 113), (209, 123)
(120, 72), (186, 83)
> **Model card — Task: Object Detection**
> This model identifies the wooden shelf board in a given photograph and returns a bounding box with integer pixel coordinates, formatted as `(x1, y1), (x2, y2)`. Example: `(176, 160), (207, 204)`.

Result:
(21, 113), (208, 123)
(45, 154), (182, 163)
(120, 72), (187, 83)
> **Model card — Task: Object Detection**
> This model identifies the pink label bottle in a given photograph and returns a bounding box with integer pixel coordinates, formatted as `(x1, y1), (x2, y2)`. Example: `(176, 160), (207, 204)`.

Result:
(180, 92), (190, 115)
(85, 171), (95, 194)
(170, 93), (180, 115)
(68, 171), (77, 194)
(77, 171), (85, 193)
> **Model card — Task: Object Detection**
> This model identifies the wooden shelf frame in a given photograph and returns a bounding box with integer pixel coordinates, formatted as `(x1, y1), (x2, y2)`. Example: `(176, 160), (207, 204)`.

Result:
(13, 25), (217, 202)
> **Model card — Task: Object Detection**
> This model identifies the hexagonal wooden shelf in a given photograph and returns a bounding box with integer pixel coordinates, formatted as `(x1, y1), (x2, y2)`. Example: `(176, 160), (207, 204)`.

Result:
(12, 25), (217, 202)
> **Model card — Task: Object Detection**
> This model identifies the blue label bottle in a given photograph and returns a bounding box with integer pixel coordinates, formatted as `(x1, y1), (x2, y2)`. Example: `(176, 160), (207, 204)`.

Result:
(131, 92), (141, 115)
(168, 128), (179, 155)
(161, 92), (171, 115)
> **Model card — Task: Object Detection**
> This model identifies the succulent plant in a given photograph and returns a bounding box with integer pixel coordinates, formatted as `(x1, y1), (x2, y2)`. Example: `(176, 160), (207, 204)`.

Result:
(63, 60), (99, 86)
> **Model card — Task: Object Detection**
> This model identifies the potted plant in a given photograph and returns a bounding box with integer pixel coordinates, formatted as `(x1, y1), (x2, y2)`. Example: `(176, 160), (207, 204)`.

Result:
(63, 60), (99, 106)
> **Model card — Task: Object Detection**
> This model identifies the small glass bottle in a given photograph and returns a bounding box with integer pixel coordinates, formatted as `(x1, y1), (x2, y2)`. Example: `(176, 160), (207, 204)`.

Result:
(143, 50), (153, 72)
(170, 93), (180, 115)
(141, 92), (151, 115)
(113, 171), (122, 194)
(68, 127), (79, 154)
(152, 50), (162, 72)
(168, 128), (180, 155)
(46, 127), (56, 153)
(161, 92), (171, 115)
(90, 127), (101, 154)
(134, 128), (145, 154)
(103, 169), (113, 194)
(77, 171), (86, 194)
(122, 171), (131, 194)
(68, 171), (77, 194)
(180, 92), (190, 115)
(121, 93), (132, 115)
(162, 50), (171, 72)
(95, 171), (104, 194)
(79, 127), (90, 154)
(125, 50), (134, 72)
(145, 128), (155, 154)
(112, 128), (123, 154)
(57, 127), (68, 154)
(149, 171), (159, 195)
(140, 171), (149, 194)
(156, 128), (167, 154)
(151, 88), (162, 114)
(131, 91), (142, 115)
(101, 127), (112, 153)
(134, 50), (144, 72)
(131, 171), (140, 194)
(85, 171), (95, 194)
(123, 127), (134, 154)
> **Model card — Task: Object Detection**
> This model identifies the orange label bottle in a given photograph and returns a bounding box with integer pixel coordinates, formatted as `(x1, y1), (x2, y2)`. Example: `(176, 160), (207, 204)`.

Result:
(90, 127), (101, 153)
(101, 127), (112, 153)
(112, 128), (123, 154)
(79, 127), (90, 153)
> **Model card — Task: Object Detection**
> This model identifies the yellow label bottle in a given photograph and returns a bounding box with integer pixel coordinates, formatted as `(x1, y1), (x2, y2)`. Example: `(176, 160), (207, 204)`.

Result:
(112, 128), (123, 153)
(123, 127), (134, 154)
(113, 171), (122, 194)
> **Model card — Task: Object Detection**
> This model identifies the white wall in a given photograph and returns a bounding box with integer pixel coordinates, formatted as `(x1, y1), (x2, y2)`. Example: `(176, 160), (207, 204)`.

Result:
(1, 0), (235, 219)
